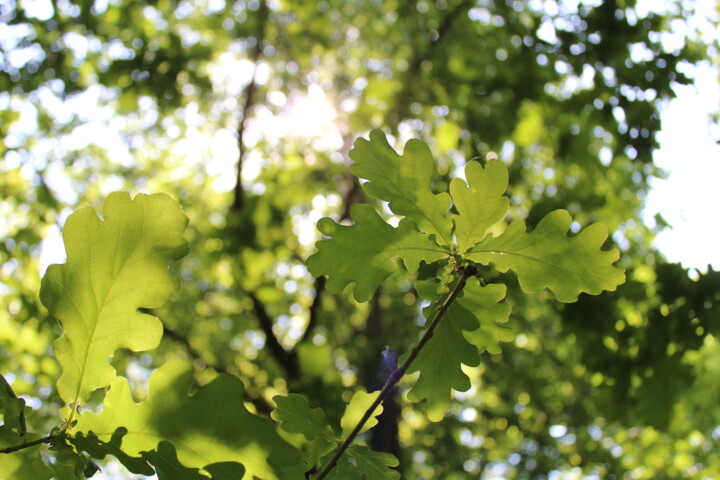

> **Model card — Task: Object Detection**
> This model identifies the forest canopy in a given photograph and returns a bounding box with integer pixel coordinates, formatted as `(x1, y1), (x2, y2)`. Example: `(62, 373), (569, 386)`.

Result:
(1, 0), (720, 478)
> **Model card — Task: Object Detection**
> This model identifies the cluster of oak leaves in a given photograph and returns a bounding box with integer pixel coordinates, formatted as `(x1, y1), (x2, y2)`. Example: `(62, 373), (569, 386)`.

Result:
(0, 131), (624, 479)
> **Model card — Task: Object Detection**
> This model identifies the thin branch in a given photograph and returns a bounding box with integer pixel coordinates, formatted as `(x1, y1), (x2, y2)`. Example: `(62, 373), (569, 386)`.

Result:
(228, 0), (300, 389)
(232, 0), (269, 211)
(392, 0), (473, 124)
(162, 323), (273, 415)
(298, 276), (327, 345)
(0, 434), (58, 454)
(297, 131), (361, 346)
(314, 266), (477, 480)
(338, 175), (363, 221)
(434, 0), (473, 43)
(247, 291), (300, 380)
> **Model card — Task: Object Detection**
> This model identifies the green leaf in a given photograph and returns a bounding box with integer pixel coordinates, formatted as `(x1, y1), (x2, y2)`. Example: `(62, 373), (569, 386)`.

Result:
(406, 280), (481, 422)
(74, 359), (305, 480)
(48, 434), (99, 480)
(271, 393), (338, 443)
(145, 442), (210, 480)
(307, 204), (447, 302)
(203, 462), (248, 480)
(0, 432), (53, 480)
(47, 460), (89, 480)
(0, 378), (51, 479)
(70, 428), (154, 476)
(314, 446), (399, 480)
(0, 374), (26, 436)
(340, 390), (382, 438)
(456, 281), (513, 355)
(312, 452), (357, 480)
(467, 210), (625, 302)
(145, 442), (246, 480)
(73, 430), (247, 480)
(349, 130), (453, 245)
(39, 192), (189, 411)
(449, 159), (509, 254)
(346, 445), (400, 480)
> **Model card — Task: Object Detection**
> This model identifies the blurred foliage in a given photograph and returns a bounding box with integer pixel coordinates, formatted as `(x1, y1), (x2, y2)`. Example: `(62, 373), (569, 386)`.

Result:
(1, 0), (719, 478)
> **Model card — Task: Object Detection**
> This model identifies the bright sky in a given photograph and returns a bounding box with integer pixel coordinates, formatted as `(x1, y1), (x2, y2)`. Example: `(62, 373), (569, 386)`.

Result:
(643, 61), (720, 271)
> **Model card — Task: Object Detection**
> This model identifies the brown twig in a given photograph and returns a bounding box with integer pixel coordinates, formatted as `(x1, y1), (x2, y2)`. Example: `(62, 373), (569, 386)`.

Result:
(392, 0), (473, 124)
(232, 0), (269, 211)
(162, 323), (273, 415)
(435, 0), (473, 42)
(298, 276), (327, 345)
(314, 266), (476, 479)
(0, 434), (58, 454)
(297, 131), (362, 346)
(227, 0), (302, 390)
(247, 291), (300, 381)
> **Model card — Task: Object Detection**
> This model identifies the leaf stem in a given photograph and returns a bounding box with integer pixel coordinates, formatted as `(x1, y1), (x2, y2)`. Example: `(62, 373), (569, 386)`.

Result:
(314, 265), (476, 479)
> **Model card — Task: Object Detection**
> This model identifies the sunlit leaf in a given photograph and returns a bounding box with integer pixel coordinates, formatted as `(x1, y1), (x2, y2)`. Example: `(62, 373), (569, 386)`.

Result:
(73, 429), (248, 480)
(145, 442), (246, 480)
(449, 159), (509, 254)
(307, 204), (447, 302)
(340, 390), (383, 437)
(349, 130), (453, 245)
(39, 192), (189, 411)
(71, 428), (154, 477)
(467, 210), (625, 302)
(74, 359), (305, 480)
(145, 442), (211, 480)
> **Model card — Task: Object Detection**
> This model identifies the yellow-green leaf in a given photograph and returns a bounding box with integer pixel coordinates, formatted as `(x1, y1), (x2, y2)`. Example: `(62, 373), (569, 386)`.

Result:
(340, 390), (382, 438)
(74, 359), (305, 480)
(39, 192), (188, 412)
(467, 210), (625, 302)
(450, 159), (509, 254)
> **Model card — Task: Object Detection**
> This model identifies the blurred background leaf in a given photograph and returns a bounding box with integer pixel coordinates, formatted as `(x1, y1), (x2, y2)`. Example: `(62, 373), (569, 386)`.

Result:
(1, 0), (719, 477)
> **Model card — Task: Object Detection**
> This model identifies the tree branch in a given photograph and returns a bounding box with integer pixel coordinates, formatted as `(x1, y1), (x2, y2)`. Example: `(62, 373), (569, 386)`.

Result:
(0, 434), (58, 454)
(247, 291), (300, 381)
(392, 0), (473, 124)
(162, 323), (273, 415)
(226, 0), (298, 399)
(297, 131), (361, 347)
(298, 276), (327, 345)
(434, 0), (473, 43)
(233, 0), (269, 211)
(314, 266), (477, 479)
